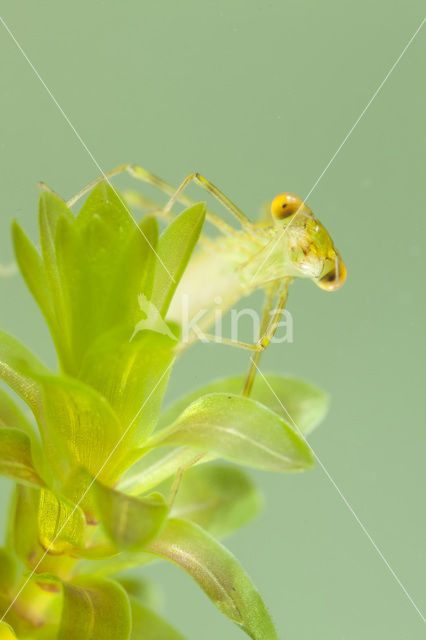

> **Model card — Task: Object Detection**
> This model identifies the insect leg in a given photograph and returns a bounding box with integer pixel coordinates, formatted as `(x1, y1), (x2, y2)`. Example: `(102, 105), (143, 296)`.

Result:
(122, 190), (172, 219)
(177, 280), (290, 356)
(66, 164), (237, 237)
(163, 172), (258, 232)
(242, 279), (291, 396)
(167, 452), (207, 510)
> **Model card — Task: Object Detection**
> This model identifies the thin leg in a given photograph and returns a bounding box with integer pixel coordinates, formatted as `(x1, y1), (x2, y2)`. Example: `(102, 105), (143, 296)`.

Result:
(121, 190), (165, 215)
(243, 278), (291, 396)
(66, 164), (238, 237)
(124, 190), (220, 250)
(178, 279), (291, 355)
(241, 287), (277, 395)
(168, 452), (207, 510)
(163, 172), (257, 233)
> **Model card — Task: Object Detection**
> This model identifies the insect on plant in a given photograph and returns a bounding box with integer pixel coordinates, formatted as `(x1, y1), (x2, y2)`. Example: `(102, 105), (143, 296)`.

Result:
(68, 165), (347, 395)
(0, 166), (344, 640)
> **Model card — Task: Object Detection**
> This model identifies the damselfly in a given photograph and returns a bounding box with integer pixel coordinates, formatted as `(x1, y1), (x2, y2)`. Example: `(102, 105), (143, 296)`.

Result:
(66, 165), (346, 395)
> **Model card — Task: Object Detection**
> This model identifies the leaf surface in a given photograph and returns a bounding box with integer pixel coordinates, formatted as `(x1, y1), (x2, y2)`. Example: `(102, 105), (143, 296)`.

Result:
(12, 220), (55, 331)
(0, 331), (48, 415)
(36, 374), (123, 481)
(130, 600), (186, 639)
(0, 548), (16, 595)
(94, 481), (168, 551)
(0, 388), (34, 432)
(160, 374), (329, 436)
(150, 203), (206, 316)
(151, 393), (313, 472)
(38, 488), (85, 554)
(168, 463), (261, 538)
(147, 519), (278, 640)
(0, 427), (44, 487)
(32, 574), (131, 640)
(59, 577), (131, 640)
(79, 328), (175, 447)
(0, 622), (17, 639)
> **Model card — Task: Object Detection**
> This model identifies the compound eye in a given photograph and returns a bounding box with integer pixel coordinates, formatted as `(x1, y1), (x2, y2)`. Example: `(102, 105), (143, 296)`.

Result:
(317, 257), (347, 291)
(271, 193), (304, 219)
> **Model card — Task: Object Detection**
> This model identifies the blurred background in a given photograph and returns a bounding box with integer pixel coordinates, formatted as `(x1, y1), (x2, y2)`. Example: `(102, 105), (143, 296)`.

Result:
(0, 1), (425, 638)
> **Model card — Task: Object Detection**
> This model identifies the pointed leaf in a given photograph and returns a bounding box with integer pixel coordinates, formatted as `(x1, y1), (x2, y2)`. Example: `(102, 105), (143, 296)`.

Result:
(130, 600), (186, 640)
(11, 484), (40, 563)
(36, 374), (123, 482)
(0, 388), (33, 432)
(168, 463), (261, 538)
(38, 488), (85, 554)
(12, 220), (55, 329)
(160, 374), (329, 436)
(0, 427), (45, 487)
(56, 193), (160, 367)
(76, 181), (133, 233)
(94, 480), (168, 551)
(79, 328), (175, 447)
(150, 203), (206, 316)
(60, 577), (131, 640)
(38, 192), (74, 363)
(0, 331), (48, 415)
(35, 574), (131, 640)
(150, 393), (314, 472)
(102, 216), (160, 331)
(147, 518), (278, 640)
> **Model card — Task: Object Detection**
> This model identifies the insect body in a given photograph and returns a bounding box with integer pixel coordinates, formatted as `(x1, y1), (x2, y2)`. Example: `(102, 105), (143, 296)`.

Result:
(168, 191), (346, 336)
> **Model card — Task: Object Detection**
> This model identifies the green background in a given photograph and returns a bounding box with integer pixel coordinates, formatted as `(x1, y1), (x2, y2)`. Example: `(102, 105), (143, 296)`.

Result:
(0, 1), (425, 638)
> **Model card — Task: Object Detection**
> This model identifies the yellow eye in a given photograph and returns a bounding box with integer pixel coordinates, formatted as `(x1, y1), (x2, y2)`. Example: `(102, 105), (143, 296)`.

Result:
(271, 193), (304, 219)
(317, 256), (347, 291)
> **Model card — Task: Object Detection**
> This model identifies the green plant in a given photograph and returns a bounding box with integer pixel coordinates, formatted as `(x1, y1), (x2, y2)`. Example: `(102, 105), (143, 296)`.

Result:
(0, 182), (329, 639)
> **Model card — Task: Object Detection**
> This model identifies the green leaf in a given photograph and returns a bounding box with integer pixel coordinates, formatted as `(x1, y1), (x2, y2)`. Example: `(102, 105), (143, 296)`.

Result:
(12, 220), (55, 331)
(76, 181), (133, 233)
(150, 393), (314, 472)
(0, 548), (16, 595)
(0, 388), (33, 431)
(130, 600), (186, 640)
(118, 576), (161, 610)
(101, 215), (160, 332)
(150, 203), (206, 316)
(38, 192), (74, 367)
(56, 192), (160, 368)
(0, 622), (17, 639)
(38, 488), (85, 554)
(168, 463), (261, 538)
(160, 374), (329, 436)
(79, 328), (175, 447)
(11, 484), (40, 563)
(0, 330), (48, 416)
(36, 574), (131, 640)
(0, 427), (45, 487)
(36, 374), (123, 482)
(77, 550), (154, 579)
(60, 577), (131, 640)
(119, 447), (214, 496)
(94, 480), (168, 551)
(147, 518), (278, 640)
